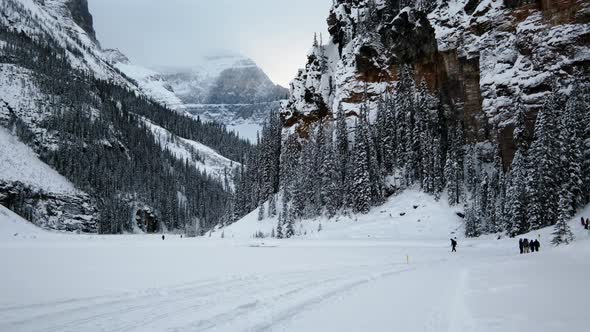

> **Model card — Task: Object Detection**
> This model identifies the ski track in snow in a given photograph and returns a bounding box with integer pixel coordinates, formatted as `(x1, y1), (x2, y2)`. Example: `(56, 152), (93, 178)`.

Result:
(0, 263), (416, 332)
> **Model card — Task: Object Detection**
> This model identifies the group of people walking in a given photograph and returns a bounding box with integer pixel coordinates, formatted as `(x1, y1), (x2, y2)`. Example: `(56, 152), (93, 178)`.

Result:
(519, 238), (540, 254)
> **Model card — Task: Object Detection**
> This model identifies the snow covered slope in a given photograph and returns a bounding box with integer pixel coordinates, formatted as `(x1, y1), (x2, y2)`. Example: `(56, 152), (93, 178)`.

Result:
(1, 0), (132, 87)
(0, 204), (50, 240)
(222, 190), (464, 240)
(144, 119), (237, 184)
(103, 49), (185, 111)
(101, 50), (288, 142)
(0, 127), (77, 193)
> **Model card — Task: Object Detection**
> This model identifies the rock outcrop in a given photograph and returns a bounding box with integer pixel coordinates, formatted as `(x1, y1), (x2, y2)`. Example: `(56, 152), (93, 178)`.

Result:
(65, 0), (97, 43)
(283, 0), (590, 167)
(0, 181), (99, 233)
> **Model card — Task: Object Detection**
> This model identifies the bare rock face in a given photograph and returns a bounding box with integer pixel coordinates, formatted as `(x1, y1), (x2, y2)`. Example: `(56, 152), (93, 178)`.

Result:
(0, 181), (99, 233)
(65, 0), (97, 43)
(283, 0), (590, 167)
(206, 66), (288, 104)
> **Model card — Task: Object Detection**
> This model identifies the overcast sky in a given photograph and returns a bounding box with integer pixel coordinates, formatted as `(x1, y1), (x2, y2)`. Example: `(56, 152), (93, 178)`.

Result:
(88, 0), (332, 86)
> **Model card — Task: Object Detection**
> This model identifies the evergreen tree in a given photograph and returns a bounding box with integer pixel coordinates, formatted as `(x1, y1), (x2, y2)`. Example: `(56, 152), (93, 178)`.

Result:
(551, 190), (575, 246)
(321, 127), (342, 217)
(505, 130), (529, 236)
(268, 194), (277, 217)
(527, 89), (560, 230)
(464, 204), (479, 237)
(335, 104), (350, 186)
(258, 202), (265, 221)
(285, 209), (295, 238)
(351, 119), (372, 214)
(559, 89), (584, 213)
(276, 213), (284, 239)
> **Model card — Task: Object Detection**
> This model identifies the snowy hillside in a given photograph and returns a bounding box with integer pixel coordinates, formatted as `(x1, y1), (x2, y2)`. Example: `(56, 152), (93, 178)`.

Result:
(0, 0), (133, 87)
(103, 49), (185, 111)
(0, 204), (51, 240)
(0, 0), (247, 233)
(101, 49), (288, 142)
(144, 119), (237, 184)
(222, 190), (464, 241)
(0, 127), (77, 193)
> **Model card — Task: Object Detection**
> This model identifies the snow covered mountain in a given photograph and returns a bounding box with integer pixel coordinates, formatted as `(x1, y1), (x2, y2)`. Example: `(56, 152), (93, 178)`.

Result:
(0, 0), (247, 233)
(102, 49), (185, 111)
(160, 54), (289, 142)
(101, 50), (289, 142)
(160, 53), (287, 105)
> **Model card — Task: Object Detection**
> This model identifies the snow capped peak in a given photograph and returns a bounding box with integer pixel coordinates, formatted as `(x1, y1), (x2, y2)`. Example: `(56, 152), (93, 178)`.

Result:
(159, 53), (258, 80)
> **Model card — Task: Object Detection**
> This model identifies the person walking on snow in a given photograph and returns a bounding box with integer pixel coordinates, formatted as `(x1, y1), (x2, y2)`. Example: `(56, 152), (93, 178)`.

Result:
(523, 239), (530, 253)
(519, 238), (524, 254)
(534, 239), (540, 252)
(450, 238), (457, 252)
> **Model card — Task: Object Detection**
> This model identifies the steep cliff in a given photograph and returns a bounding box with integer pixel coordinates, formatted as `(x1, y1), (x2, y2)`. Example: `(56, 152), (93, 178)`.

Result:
(65, 0), (97, 43)
(284, 0), (589, 166)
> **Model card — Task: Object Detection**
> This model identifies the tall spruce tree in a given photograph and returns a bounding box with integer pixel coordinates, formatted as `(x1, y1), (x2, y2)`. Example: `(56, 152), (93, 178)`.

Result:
(527, 89), (560, 230)
(352, 119), (372, 214)
(552, 189), (575, 246)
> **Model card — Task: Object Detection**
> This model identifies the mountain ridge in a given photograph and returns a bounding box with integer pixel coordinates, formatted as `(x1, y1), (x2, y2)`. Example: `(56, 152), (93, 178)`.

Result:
(0, 0), (249, 233)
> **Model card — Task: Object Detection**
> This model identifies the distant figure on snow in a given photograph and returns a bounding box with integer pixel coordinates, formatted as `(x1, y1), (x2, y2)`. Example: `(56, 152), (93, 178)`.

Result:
(450, 238), (457, 252)
(523, 239), (530, 253)
(585, 218), (589, 230)
(162, 235), (165, 241)
(533, 239), (540, 252)
(519, 238), (524, 254)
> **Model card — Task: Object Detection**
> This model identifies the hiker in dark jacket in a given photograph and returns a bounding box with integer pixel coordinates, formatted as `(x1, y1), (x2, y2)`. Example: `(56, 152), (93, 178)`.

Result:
(523, 239), (530, 253)
(534, 239), (540, 252)
(450, 238), (457, 252)
(585, 218), (589, 230)
(519, 238), (524, 254)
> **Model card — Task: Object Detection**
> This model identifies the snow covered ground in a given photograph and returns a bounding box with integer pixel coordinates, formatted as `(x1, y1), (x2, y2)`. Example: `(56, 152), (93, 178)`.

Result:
(1, 193), (589, 332)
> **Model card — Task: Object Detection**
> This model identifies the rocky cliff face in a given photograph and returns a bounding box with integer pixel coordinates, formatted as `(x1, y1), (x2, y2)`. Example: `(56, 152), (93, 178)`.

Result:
(0, 181), (99, 233)
(284, 0), (589, 166)
(65, 0), (97, 43)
